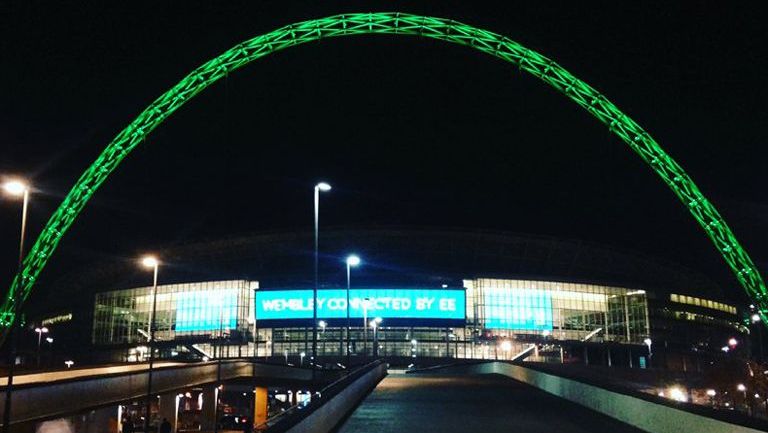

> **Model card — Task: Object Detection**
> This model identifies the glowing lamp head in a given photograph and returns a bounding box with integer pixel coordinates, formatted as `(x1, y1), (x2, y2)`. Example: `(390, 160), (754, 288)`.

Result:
(706, 389), (716, 397)
(738, 383), (746, 392)
(141, 256), (159, 269)
(2, 180), (28, 197)
(728, 337), (738, 347)
(752, 314), (761, 323)
(643, 338), (652, 347)
(346, 255), (361, 267)
(501, 341), (512, 351)
(315, 182), (332, 192)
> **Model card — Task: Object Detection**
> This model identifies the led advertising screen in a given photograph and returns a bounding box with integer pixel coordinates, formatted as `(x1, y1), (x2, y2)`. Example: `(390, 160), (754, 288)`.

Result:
(483, 288), (553, 330)
(255, 288), (466, 327)
(175, 289), (238, 332)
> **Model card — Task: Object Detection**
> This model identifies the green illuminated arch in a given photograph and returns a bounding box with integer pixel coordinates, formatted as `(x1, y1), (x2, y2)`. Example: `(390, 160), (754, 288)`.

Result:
(3, 12), (765, 329)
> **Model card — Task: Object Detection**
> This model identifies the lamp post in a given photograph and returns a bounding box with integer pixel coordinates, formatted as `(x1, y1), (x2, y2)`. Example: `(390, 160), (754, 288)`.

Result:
(371, 318), (382, 357)
(345, 255), (360, 367)
(643, 338), (653, 368)
(2, 178), (30, 433)
(313, 182), (331, 376)
(752, 313), (763, 361)
(141, 255), (159, 433)
(362, 298), (371, 359)
(34, 326), (49, 367)
(44, 337), (53, 367)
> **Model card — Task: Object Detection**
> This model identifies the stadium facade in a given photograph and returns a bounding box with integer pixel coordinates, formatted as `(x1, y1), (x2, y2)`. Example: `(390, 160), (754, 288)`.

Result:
(34, 228), (749, 370)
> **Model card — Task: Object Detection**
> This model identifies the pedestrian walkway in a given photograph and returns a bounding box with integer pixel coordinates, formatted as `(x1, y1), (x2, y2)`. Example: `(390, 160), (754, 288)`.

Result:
(336, 373), (645, 433)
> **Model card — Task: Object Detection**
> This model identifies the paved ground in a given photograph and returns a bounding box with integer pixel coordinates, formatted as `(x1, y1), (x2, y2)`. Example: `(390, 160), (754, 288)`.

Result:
(336, 373), (645, 433)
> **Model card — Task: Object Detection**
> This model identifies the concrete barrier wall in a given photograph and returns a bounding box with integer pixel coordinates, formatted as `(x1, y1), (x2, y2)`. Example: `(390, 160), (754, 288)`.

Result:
(460, 362), (763, 433)
(286, 363), (387, 433)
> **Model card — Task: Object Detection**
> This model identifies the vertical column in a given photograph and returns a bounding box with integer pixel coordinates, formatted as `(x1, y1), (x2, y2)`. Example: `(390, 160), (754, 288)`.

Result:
(200, 385), (217, 431)
(253, 387), (268, 428)
(158, 392), (179, 433)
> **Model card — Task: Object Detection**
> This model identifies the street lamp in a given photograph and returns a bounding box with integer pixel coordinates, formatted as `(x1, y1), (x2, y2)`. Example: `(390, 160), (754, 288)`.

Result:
(2, 178), (31, 433)
(318, 320), (327, 360)
(752, 314), (764, 361)
(370, 318), (382, 357)
(34, 326), (49, 367)
(300, 352), (306, 367)
(362, 297), (371, 359)
(729, 337), (738, 347)
(643, 337), (653, 367)
(140, 255), (160, 433)
(706, 389), (716, 407)
(345, 255), (360, 367)
(313, 182), (331, 375)
(501, 340), (512, 359)
(64, 360), (74, 369)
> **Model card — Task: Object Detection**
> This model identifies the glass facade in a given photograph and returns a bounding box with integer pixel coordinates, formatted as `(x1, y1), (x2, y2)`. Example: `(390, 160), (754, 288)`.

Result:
(93, 277), (654, 362)
(93, 280), (256, 346)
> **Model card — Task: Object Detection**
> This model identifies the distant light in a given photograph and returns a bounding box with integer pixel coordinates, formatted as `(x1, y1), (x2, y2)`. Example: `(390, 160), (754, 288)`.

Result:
(721, 346), (729, 352)
(141, 256), (159, 268)
(318, 320), (327, 328)
(2, 180), (28, 197)
(750, 304), (756, 310)
(752, 314), (761, 323)
(346, 255), (361, 266)
(315, 182), (332, 192)
(668, 387), (687, 402)
(202, 356), (209, 362)
(738, 384), (746, 392)
(542, 330), (551, 337)
(411, 339), (417, 345)
(643, 338), (652, 347)
(375, 317), (383, 323)
(501, 341), (512, 351)
(35, 327), (49, 334)
(64, 360), (74, 368)
(441, 284), (448, 288)
(706, 389), (716, 397)
(300, 352), (306, 357)
(756, 393), (761, 399)
(657, 391), (665, 397)
(728, 338), (738, 347)
(45, 337), (53, 343)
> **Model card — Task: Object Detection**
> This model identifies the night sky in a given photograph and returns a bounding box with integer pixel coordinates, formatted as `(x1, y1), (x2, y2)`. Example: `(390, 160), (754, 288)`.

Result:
(1, 2), (766, 308)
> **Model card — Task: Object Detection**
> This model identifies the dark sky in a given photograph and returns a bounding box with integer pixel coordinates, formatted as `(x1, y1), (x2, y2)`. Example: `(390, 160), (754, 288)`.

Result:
(1, 2), (766, 306)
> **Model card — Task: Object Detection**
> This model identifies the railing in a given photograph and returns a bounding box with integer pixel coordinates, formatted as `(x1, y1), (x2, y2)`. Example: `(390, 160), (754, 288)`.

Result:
(256, 360), (386, 433)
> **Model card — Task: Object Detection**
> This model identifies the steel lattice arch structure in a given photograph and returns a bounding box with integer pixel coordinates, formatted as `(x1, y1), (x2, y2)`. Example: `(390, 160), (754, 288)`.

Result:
(3, 12), (765, 332)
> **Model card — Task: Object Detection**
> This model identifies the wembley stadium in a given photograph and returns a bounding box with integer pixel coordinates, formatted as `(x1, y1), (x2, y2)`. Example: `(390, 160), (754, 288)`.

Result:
(31, 227), (747, 371)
